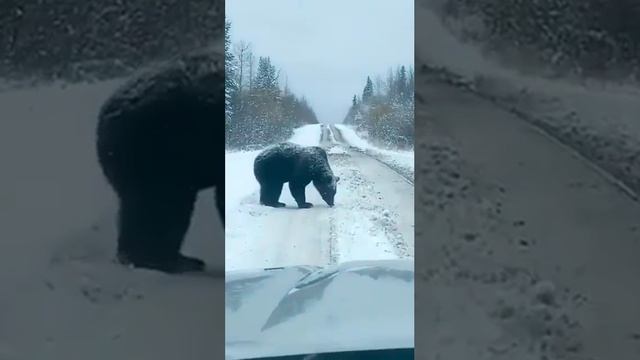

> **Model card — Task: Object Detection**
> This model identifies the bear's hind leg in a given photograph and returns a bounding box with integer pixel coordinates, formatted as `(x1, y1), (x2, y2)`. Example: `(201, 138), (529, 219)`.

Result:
(260, 182), (286, 207)
(116, 192), (156, 268)
(161, 189), (205, 273)
(116, 188), (204, 273)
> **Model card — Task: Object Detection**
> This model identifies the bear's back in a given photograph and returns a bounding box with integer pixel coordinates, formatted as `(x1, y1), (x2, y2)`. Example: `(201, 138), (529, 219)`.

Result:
(96, 48), (225, 191)
(253, 142), (306, 181)
(254, 142), (301, 167)
(99, 49), (224, 123)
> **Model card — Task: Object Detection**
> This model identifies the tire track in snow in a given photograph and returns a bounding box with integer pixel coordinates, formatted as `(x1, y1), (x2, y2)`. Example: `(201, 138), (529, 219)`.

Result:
(325, 124), (414, 260)
(320, 124), (339, 265)
(327, 145), (412, 260)
(330, 125), (414, 185)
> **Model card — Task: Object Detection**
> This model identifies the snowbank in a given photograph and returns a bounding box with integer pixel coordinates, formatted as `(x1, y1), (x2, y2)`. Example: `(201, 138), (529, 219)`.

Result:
(288, 123), (322, 146)
(224, 150), (262, 216)
(334, 124), (414, 179)
(333, 124), (370, 149)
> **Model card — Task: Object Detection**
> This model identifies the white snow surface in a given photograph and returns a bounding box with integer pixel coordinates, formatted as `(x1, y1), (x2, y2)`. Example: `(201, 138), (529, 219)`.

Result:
(0, 80), (224, 359)
(327, 146), (348, 155)
(288, 123), (322, 147)
(224, 149), (262, 215)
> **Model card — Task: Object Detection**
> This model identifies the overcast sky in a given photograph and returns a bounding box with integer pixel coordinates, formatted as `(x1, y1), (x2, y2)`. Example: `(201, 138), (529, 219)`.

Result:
(226, 0), (414, 124)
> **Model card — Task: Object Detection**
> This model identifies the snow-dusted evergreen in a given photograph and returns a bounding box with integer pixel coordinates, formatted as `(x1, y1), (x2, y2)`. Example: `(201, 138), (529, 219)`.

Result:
(225, 20), (238, 126)
(436, 0), (640, 80)
(343, 66), (415, 149)
(225, 21), (319, 149)
(0, 1), (222, 85)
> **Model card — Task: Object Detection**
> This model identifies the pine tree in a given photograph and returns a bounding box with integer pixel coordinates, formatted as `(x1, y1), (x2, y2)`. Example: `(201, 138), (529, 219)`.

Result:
(344, 65), (414, 149)
(224, 20), (238, 125)
(252, 56), (282, 144)
(362, 76), (373, 104)
(396, 65), (407, 103)
(255, 57), (279, 92)
(387, 68), (396, 100)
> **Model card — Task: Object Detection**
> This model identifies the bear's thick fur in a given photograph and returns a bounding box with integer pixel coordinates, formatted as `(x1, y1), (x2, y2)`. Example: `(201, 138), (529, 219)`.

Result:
(96, 48), (224, 273)
(253, 142), (339, 208)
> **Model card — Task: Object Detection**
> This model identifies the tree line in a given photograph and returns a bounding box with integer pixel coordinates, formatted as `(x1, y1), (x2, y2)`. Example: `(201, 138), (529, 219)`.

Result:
(225, 21), (318, 149)
(439, 0), (640, 80)
(0, 0), (222, 83)
(343, 65), (415, 149)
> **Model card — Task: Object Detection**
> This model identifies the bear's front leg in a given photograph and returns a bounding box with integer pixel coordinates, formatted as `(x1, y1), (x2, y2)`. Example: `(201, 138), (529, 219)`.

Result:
(116, 188), (206, 273)
(260, 181), (286, 207)
(289, 182), (313, 208)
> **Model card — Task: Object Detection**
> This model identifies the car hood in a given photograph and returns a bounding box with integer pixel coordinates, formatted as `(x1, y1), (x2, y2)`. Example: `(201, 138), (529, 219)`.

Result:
(225, 259), (414, 359)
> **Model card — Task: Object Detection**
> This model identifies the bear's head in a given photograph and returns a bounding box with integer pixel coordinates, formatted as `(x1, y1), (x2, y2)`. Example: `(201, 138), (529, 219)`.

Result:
(313, 174), (340, 207)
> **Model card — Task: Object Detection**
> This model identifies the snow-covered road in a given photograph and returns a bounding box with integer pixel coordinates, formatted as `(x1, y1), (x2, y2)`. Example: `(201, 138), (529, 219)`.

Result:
(415, 73), (640, 360)
(225, 124), (414, 271)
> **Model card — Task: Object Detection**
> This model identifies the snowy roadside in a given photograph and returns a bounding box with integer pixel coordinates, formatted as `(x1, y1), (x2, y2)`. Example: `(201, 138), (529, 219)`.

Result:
(224, 149), (262, 216)
(416, 2), (640, 199)
(328, 146), (414, 264)
(332, 124), (414, 182)
(414, 80), (613, 360)
(465, 74), (640, 200)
